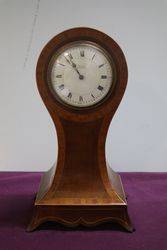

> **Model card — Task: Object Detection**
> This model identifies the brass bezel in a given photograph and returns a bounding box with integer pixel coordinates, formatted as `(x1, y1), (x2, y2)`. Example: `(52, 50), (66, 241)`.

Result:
(47, 40), (117, 110)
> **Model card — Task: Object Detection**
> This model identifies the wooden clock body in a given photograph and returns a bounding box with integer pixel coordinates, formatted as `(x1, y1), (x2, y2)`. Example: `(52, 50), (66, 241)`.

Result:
(28, 27), (133, 232)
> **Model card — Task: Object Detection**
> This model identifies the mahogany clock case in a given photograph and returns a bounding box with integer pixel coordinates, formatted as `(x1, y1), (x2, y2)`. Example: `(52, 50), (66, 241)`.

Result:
(28, 27), (133, 232)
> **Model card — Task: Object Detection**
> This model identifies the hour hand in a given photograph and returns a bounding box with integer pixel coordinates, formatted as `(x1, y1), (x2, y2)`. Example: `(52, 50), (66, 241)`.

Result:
(64, 55), (84, 80)
(64, 55), (76, 68)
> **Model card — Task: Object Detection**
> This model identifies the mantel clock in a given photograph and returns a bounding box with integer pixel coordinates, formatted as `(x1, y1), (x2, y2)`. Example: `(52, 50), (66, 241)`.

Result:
(28, 27), (133, 232)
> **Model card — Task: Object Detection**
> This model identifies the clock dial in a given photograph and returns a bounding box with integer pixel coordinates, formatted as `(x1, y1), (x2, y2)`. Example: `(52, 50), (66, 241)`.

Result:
(48, 42), (115, 108)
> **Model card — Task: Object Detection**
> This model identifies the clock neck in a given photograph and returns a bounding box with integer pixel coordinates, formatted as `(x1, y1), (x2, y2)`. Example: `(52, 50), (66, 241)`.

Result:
(51, 117), (109, 195)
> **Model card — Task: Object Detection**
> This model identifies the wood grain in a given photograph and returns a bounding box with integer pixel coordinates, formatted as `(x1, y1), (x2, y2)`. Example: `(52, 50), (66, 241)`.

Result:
(28, 27), (133, 232)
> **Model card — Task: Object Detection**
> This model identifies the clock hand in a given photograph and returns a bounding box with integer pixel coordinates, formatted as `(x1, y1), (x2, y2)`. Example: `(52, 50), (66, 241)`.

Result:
(74, 67), (84, 80)
(64, 56), (84, 80)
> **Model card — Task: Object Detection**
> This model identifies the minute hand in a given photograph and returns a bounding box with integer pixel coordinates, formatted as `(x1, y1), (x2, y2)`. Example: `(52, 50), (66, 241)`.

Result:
(65, 56), (84, 80)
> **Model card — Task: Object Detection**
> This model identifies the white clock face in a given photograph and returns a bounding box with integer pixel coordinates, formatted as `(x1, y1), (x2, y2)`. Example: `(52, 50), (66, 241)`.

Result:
(48, 42), (115, 108)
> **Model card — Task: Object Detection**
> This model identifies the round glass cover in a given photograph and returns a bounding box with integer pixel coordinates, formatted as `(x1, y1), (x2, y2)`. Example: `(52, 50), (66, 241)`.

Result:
(48, 41), (115, 108)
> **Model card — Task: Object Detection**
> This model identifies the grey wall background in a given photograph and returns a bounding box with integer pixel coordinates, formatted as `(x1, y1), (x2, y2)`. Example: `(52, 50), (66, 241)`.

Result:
(0, 0), (167, 172)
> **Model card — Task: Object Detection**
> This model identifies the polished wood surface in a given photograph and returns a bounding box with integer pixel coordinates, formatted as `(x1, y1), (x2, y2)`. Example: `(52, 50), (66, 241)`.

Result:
(28, 27), (133, 232)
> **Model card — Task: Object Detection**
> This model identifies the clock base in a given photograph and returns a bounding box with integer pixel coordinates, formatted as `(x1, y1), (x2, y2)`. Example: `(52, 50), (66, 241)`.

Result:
(27, 166), (133, 232)
(27, 204), (133, 232)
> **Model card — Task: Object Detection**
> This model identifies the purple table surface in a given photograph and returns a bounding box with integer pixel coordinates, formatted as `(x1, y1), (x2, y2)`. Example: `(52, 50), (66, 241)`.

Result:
(0, 172), (167, 250)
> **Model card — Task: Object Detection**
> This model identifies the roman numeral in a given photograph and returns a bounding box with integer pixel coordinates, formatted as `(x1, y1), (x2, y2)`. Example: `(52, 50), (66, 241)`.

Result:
(58, 84), (64, 90)
(79, 96), (83, 102)
(97, 85), (104, 91)
(80, 50), (84, 57)
(101, 75), (107, 79)
(68, 92), (72, 98)
(56, 75), (62, 78)
(92, 54), (95, 60)
(58, 63), (65, 66)
(99, 63), (104, 68)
